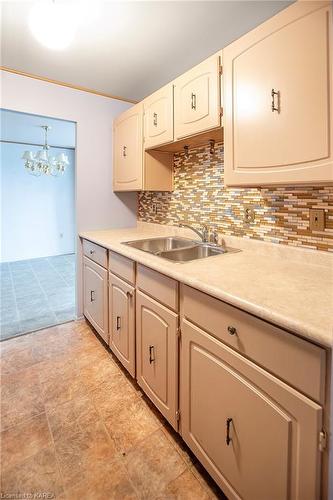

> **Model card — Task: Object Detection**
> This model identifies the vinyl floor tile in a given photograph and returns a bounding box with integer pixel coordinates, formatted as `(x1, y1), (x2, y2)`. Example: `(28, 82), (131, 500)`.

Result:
(66, 458), (138, 500)
(125, 428), (187, 498)
(0, 254), (75, 339)
(1, 446), (64, 499)
(0, 413), (52, 471)
(0, 320), (226, 500)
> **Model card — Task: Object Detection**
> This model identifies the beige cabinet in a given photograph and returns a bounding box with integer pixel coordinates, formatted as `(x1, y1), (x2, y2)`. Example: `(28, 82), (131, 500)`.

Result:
(83, 257), (108, 343)
(174, 52), (222, 140)
(180, 319), (323, 500)
(136, 290), (178, 429)
(113, 102), (143, 191)
(113, 102), (173, 192)
(223, 1), (333, 186)
(144, 84), (174, 149)
(109, 273), (135, 377)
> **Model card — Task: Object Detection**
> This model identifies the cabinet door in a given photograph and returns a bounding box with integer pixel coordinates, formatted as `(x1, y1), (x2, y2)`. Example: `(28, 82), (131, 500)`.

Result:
(136, 290), (178, 429)
(109, 273), (135, 377)
(144, 84), (174, 149)
(224, 1), (333, 186)
(174, 53), (222, 140)
(83, 257), (108, 343)
(180, 319), (323, 500)
(113, 103), (143, 191)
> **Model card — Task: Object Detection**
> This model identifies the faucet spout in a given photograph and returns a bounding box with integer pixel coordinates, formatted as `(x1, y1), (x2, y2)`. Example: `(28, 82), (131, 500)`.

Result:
(179, 223), (209, 243)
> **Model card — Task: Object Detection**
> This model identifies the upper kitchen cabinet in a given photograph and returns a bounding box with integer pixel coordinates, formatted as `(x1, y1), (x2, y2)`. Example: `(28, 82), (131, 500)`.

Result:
(144, 84), (174, 149)
(113, 102), (173, 192)
(174, 52), (222, 140)
(223, 1), (333, 186)
(113, 102), (143, 191)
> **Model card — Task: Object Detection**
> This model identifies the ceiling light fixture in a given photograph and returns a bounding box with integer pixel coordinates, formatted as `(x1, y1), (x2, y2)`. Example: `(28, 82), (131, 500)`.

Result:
(28, 1), (78, 50)
(22, 125), (69, 177)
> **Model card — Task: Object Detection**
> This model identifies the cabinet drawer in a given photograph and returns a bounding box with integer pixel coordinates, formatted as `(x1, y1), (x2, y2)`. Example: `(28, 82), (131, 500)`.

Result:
(137, 264), (178, 311)
(109, 251), (135, 285)
(181, 284), (326, 403)
(83, 239), (108, 268)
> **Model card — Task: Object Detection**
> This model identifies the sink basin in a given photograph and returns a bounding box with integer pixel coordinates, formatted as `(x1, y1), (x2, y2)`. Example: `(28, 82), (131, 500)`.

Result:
(124, 237), (195, 254)
(123, 236), (240, 262)
(159, 244), (226, 262)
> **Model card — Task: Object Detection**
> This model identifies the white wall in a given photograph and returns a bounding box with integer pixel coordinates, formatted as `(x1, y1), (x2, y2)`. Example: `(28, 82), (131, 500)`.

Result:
(0, 70), (137, 315)
(1, 142), (75, 262)
(1, 108), (76, 148)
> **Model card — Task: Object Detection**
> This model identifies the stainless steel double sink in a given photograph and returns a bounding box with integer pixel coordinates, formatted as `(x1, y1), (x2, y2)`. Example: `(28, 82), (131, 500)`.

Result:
(122, 236), (239, 262)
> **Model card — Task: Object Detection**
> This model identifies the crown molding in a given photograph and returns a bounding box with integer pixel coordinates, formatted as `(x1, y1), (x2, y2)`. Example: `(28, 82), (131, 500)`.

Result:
(0, 66), (138, 104)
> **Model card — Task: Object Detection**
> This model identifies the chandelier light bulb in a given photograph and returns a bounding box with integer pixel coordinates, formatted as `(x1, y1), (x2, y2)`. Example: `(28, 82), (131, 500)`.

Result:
(28, 1), (78, 50)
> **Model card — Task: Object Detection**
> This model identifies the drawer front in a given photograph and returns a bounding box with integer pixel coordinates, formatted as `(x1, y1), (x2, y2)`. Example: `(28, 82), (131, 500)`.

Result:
(137, 264), (178, 311)
(109, 251), (135, 285)
(83, 239), (108, 268)
(181, 284), (326, 403)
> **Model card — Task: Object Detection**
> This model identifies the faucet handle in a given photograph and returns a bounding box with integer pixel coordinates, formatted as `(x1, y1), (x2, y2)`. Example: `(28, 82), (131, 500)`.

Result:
(209, 227), (219, 245)
(201, 224), (209, 242)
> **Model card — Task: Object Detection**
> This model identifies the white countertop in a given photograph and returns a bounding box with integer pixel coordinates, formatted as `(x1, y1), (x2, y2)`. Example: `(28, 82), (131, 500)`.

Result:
(80, 222), (333, 349)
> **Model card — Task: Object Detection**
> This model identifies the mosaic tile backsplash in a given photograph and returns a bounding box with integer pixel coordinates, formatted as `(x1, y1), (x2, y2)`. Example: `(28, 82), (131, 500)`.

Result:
(138, 143), (333, 252)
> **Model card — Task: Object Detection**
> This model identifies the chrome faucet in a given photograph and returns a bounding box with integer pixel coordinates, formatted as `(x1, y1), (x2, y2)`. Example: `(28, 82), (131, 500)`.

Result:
(179, 222), (209, 243)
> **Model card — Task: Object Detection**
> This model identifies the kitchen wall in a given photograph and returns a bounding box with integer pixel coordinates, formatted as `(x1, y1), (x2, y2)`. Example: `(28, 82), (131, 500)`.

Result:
(0, 70), (137, 315)
(138, 142), (333, 252)
(1, 143), (75, 262)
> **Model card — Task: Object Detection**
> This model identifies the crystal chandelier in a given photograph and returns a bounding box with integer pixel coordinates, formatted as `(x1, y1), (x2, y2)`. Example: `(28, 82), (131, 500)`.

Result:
(22, 125), (69, 177)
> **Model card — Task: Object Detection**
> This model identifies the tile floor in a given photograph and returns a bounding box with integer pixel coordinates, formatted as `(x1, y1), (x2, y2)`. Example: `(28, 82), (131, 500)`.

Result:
(0, 320), (226, 500)
(0, 254), (75, 341)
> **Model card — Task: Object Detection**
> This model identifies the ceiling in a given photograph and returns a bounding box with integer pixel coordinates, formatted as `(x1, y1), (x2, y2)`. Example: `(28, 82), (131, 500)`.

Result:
(1, 1), (292, 102)
(1, 109), (76, 148)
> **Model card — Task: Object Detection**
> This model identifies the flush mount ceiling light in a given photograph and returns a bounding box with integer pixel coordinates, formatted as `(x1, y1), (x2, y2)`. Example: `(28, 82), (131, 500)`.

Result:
(28, 1), (101, 50)
(28, 1), (78, 50)
(22, 125), (69, 177)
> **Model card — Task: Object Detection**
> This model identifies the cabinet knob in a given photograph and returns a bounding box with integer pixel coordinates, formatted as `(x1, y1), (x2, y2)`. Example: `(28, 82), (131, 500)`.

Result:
(90, 249), (95, 254)
(127, 291), (133, 298)
(227, 326), (237, 336)
(122, 145), (127, 157)
(153, 112), (158, 127)
(90, 290), (95, 302)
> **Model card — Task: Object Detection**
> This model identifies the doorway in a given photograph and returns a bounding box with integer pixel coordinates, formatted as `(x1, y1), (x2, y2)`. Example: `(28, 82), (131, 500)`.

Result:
(0, 109), (76, 340)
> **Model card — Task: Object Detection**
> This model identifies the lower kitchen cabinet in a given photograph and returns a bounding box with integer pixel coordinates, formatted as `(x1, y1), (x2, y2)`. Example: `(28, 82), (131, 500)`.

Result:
(180, 319), (323, 500)
(109, 272), (135, 377)
(136, 290), (179, 429)
(83, 256), (109, 344)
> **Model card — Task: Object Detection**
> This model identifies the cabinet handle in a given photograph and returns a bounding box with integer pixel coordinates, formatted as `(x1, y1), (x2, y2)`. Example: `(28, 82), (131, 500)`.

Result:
(149, 345), (155, 364)
(116, 316), (121, 331)
(90, 290), (95, 302)
(89, 249), (95, 255)
(153, 112), (158, 127)
(226, 417), (232, 446)
(127, 291), (133, 299)
(271, 89), (280, 113)
(227, 326), (237, 336)
(122, 145), (127, 157)
(191, 93), (197, 110)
